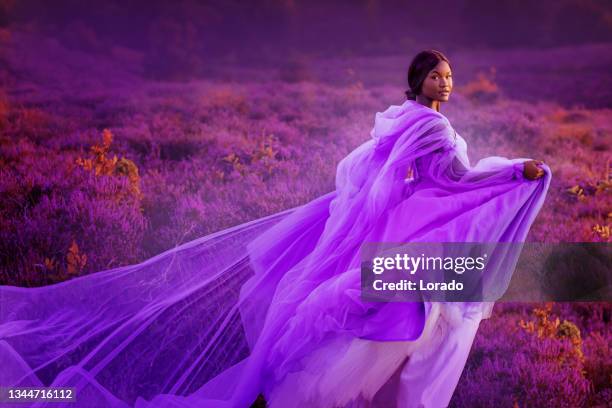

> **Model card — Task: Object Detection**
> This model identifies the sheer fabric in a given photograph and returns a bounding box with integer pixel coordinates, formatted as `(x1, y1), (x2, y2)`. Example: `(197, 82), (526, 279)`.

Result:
(0, 100), (551, 408)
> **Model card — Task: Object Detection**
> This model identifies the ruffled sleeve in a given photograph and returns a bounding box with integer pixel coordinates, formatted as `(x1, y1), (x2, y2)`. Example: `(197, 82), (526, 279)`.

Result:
(437, 155), (531, 185)
(412, 127), (546, 188)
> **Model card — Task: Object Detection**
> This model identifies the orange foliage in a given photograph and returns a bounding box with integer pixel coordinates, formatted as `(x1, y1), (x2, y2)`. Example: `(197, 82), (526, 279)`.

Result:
(519, 302), (585, 368)
(546, 107), (595, 146)
(592, 224), (610, 240)
(547, 107), (591, 124)
(222, 152), (245, 175)
(252, 134), (280, 176)
(205, 88), (248, 114)
(20, 108), (51, 129)
(43, 257), (57, 272)
(66, 240), (87, 276)
(460, 68), (499, 101)
(566, 159), (611, 203)
(555, 123), (593, 146)
(76, 129), (142, 200)
(219, 134), (280, 180)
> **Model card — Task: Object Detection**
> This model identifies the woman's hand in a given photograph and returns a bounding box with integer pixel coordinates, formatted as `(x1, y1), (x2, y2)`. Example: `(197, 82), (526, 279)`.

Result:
(523, 160), (545, 180)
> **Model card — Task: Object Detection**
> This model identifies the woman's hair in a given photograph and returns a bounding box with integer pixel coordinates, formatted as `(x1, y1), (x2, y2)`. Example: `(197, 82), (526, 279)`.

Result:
(405, 49), (451, 100)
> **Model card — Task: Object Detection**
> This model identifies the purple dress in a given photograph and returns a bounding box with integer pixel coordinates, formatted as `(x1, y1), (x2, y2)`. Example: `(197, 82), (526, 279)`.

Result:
(0, 100), (551, 408)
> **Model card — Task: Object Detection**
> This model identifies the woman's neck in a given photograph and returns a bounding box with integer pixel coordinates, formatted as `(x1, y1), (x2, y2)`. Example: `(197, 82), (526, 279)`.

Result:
(415, 95), (440, 112)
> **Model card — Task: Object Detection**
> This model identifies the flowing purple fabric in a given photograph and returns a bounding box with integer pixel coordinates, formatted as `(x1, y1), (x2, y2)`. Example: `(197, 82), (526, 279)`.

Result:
(0, 100), (551, 408)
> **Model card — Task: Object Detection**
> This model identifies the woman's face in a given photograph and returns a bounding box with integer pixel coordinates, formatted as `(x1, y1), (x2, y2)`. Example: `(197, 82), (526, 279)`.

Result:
(420, 60), (452, 102)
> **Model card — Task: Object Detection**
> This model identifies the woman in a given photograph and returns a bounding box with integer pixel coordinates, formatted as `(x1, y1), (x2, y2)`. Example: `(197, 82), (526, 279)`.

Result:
(0, 50), (550, 408)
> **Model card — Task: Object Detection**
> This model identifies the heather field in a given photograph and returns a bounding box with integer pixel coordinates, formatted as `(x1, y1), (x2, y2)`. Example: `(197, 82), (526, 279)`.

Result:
(1, 29), (611, 406)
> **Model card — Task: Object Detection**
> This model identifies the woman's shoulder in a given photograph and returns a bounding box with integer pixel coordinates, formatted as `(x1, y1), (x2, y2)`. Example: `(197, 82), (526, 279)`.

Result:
(370, 99), (455, 148)
(379, 100), (447, 119)
(372, 100), (450, 137)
